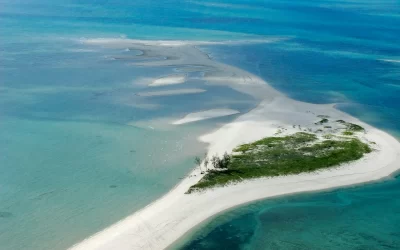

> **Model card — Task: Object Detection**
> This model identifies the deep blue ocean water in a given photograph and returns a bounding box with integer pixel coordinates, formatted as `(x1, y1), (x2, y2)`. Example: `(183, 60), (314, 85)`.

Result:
(1, 0), (399, 249)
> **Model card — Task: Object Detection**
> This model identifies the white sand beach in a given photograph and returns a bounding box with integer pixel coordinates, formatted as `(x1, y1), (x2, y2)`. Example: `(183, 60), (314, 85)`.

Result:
(70, 39), (400, 250)
(172, 109), (240, 125)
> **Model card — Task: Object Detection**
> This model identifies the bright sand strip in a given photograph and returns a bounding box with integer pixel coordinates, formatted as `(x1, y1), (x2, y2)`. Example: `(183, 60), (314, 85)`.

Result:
(149, 74), (186, 87)
(70, 39), (400, 250)
(136, 88), (205, 97)
(172, 109), (240, 125)
(380, 59), (400, 64)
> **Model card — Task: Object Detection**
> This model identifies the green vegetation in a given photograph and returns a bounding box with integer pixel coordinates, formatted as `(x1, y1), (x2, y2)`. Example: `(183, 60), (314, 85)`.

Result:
(315, 118), (329, 125)
(210, 153), (231, 169)
(323, 134), (334, 139)
(342, 131), (354, 136)
(346, 123), (365, 132)
(187, 131), (371, 193)
(336, 120), (365, 132)
(194, 156), (201, 170)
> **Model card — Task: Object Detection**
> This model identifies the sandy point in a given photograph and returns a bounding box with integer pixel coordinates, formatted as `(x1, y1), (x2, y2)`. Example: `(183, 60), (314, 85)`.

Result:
(70, 40), (400, 250)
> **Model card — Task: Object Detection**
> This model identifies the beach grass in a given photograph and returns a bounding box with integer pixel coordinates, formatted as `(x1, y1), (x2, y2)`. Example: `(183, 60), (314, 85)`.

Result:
(315, 118), (329, 125)
(336, 120), (365, 132)
(188, 130), (371, 193)
(343, 131), (354, 136)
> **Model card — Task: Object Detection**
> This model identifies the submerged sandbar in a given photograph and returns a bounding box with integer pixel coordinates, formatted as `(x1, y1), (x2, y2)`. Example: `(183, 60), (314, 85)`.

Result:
(172, 109), (240, 125)
(149, 74), (186, 87)
(136, 88), (206, 97)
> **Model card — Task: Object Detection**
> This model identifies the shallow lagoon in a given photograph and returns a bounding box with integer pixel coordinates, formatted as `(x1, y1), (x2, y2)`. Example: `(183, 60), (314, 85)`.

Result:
(0, 31), (256, 250)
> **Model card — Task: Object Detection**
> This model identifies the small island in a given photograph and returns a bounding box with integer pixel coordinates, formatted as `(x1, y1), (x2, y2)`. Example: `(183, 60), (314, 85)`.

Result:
(71, 40), (400, 250)
(188, 118), (372, 193)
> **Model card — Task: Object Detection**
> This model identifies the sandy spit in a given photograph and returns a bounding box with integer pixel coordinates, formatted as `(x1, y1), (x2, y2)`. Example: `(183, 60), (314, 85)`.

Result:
(70, 39), (400, 250)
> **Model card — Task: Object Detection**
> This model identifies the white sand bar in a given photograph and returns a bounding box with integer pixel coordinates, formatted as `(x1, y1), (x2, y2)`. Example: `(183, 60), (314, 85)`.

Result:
(70, 39), (400, 250)
(172, 109), (240, 125)
(70, 98), (400, 250)
(136, 88), (205, 97)
(149, 74), (186, 87)
(380, 59), (400, 64)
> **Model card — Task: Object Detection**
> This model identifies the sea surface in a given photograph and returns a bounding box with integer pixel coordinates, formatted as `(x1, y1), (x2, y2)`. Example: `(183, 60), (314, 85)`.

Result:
(0, 0), (399, 250)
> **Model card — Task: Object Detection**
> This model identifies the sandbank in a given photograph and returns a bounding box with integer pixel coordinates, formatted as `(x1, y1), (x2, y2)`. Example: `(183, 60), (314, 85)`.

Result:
(70, 39), (400, 250)
(380, 59), (400, 64)
(172, 109), (240, 125)
(149, 74), (186, 87)
(136, 88), (206, 97)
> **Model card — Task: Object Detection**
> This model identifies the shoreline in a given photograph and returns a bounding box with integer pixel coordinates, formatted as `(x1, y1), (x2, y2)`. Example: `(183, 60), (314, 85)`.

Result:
(69, 39), (400, 250)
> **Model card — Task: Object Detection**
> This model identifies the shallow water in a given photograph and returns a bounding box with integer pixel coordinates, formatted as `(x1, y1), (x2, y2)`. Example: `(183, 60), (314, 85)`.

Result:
(1, 0), (400, 249)
(0, 2), (257, 249)
(0, 42), (254, 249)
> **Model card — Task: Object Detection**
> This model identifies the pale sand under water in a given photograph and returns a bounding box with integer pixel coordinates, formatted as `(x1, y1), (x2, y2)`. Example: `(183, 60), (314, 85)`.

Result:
(136, 88), (206, 97)
(172, 109), (240, 125)
(70, 39), (400, 250)
(149, 74), (187, 87)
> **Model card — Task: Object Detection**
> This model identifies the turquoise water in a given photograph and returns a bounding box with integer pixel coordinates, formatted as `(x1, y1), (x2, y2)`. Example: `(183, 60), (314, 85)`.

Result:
(175, 176), (400, 249)
(0, 1), (257, 249)
(1, 0), (400, 249)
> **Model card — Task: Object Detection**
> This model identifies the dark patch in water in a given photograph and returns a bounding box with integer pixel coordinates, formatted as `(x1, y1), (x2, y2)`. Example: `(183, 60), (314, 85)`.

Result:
(109, 185), (117, 188)
(180, 213), (257, 250)
(91, 91), (108, 100)
(0, 212), (13, 218)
